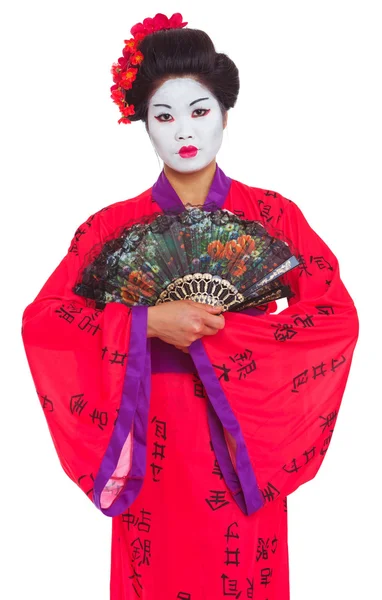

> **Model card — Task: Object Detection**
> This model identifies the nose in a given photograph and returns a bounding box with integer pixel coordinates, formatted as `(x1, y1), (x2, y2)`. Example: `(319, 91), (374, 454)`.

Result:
(175, 132), (194, 142)
(175, 120), (195, 142)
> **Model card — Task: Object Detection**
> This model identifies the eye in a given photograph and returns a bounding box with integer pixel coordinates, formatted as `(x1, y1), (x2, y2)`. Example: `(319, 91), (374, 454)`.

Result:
(154, 108), (210, 122)
(155, 113), (173, 122)
(193, 108), (210, 118)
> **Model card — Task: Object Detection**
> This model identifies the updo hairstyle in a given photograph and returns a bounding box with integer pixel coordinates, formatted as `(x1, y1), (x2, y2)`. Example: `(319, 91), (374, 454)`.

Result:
(123, 27), (240, 127)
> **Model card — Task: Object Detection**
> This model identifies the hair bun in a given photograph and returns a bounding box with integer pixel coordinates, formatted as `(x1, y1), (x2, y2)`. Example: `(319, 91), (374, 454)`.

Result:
(121, 28), (240, 123)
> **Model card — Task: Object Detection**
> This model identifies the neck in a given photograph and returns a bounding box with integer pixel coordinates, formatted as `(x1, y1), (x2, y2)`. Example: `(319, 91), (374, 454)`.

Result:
(163, 160), (217, 207)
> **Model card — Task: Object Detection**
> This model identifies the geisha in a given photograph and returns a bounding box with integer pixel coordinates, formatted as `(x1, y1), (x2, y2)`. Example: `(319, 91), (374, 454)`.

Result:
(21, 12), (359, 600)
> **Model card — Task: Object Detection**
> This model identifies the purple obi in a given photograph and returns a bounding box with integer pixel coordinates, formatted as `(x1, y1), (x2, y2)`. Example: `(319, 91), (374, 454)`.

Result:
(151, 306), (265, 373)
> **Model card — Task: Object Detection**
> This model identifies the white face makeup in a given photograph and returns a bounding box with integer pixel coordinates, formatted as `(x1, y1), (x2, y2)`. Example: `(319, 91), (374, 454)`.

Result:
(146, 77), (226, 173)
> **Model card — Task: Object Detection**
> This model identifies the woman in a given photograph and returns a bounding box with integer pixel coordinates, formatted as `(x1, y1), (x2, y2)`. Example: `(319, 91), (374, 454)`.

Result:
(21, 13), (359, 600)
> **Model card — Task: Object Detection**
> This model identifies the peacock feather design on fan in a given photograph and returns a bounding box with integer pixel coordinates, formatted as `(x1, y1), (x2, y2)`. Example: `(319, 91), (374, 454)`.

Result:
(73, 205), (300, 312)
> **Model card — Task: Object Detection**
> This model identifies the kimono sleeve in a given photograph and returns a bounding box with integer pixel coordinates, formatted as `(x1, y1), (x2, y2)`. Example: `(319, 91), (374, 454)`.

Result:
(21, 209), (151, 517)
(195, 198), (359, 510)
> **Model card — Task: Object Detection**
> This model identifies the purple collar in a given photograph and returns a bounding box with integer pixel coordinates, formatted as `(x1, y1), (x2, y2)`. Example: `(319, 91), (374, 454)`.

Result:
(151, 162), (233, 213)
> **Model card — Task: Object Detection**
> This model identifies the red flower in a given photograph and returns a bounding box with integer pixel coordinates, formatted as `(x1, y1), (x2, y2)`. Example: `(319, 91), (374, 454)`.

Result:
(207, 240), (225, 260)
(152, 14), (170, 31)
(167, 13), (188, 29)
(110, 63), (123, 84)
(118, 116), (132, 125)
(117, 55), (129, 69)
(119, 68), (138, 90)
(223, 240), (245, 260)
(111, 13), (188, 124)
(120, 104), (135, 117)
(130, 51), (144, 66)
(231, 261), (247, 277)
(237, 235), (256, 253)
(130, 12), (187, 38)
(110, 87), (124, 104)
(123, 39), (137, 52)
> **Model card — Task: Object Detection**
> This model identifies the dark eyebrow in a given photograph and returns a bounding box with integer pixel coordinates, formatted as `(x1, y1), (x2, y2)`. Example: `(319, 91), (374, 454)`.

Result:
(190, 97), (209, 106)
(153, 97), (210, 109)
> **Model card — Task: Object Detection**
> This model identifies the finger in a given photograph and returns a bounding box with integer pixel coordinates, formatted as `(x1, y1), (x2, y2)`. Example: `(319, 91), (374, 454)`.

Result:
(200, 324), (224, 336)
(174, 345), (189, 353)
(190, 300), (224, 314)
(199, 303), (223, 311)
(200, 305), (224, 315)
(202, 312), (225, 330)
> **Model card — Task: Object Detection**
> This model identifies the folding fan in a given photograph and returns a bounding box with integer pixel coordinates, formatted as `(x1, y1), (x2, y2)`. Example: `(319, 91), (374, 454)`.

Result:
(73, 206), (300, 312)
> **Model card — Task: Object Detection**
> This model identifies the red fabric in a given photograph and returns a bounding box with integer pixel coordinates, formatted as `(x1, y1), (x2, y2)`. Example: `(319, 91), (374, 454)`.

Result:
(21, 180), (359, 599)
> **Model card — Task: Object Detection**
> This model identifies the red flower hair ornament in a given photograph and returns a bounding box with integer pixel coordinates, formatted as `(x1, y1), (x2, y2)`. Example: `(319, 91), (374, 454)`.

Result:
(110, 12), (188, 124)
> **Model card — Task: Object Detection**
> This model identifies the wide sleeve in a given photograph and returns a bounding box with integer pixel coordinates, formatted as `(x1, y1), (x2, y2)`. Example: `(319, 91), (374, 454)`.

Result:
(21, 209), (151, 517)
(188, 198), (359, 515)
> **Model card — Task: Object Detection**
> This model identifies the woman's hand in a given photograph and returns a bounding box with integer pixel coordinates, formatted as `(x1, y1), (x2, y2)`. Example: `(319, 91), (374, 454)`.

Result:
(147, 300), (225, 352)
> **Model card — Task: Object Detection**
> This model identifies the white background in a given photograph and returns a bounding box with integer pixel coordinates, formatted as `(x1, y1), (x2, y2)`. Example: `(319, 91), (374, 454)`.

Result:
(1, 1), (379, 598)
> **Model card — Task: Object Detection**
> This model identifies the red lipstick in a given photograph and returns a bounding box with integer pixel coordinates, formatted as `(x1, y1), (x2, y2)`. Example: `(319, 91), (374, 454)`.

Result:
(179, 145), (198, 158)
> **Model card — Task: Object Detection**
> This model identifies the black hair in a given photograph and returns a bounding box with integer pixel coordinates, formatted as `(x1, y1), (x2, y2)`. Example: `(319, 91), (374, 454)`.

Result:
(122, 27), (240, 125)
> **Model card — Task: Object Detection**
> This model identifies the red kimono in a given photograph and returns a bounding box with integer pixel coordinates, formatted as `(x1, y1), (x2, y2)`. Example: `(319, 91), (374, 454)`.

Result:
(21, 164), (359, 599)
